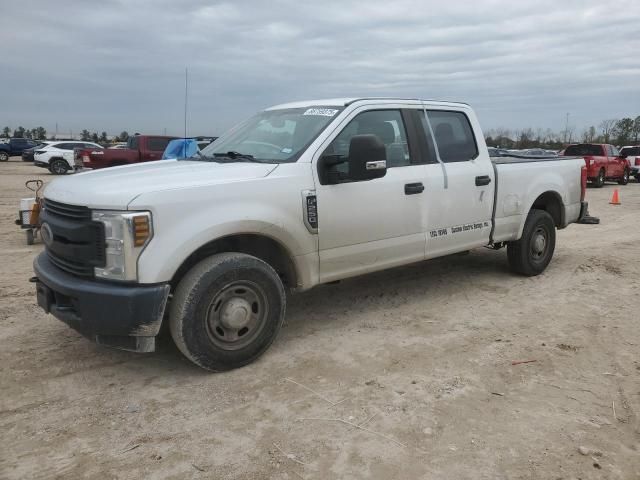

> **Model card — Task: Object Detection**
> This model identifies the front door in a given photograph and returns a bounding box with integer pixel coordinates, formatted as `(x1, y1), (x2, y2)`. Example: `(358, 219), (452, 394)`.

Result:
(313, 108), (427, 283)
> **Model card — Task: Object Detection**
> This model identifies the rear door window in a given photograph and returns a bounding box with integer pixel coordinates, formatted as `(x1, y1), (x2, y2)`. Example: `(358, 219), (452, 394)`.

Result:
(564, 144), (604, 156)
(148, 137), (171, 151)
(425, 110), (478, 162)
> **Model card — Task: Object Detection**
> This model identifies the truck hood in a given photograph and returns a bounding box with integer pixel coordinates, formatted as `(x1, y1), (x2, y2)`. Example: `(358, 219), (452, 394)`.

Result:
(44, 160), (279, 209)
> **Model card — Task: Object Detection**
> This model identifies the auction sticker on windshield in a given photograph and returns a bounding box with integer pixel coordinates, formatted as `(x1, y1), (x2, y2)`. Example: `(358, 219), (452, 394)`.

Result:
(303, 108), (339, 117)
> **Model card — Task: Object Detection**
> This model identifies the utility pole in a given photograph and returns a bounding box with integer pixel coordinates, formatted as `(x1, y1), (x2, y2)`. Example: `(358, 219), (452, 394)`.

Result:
(184, 67), (188, 140)
(564, 113), (569, 143)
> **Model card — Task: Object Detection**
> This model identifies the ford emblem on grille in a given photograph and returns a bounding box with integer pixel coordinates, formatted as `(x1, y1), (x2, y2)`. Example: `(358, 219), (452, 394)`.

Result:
(40, 222), (54, 247)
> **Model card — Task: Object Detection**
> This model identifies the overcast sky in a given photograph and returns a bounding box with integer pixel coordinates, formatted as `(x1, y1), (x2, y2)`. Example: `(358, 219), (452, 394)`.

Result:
(2, 0), (639, 137)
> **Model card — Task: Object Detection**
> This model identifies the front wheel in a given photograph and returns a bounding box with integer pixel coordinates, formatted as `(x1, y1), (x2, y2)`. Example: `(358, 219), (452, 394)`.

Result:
(0, 151), (8, 161)
(618, 169), (629, 185)
(507, 209), (556, 276)
(49, 158), (69, 175)
(169, 253), (286, 371)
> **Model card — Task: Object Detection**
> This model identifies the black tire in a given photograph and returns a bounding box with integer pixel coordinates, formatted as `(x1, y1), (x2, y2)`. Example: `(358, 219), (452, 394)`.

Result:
(0, 151), (8, 161)
(26, 229), (34, 245)
(169, 252), (286, 372)
(618, 169), (629, 185)
(593, 168), (605, 188)
(49, 158), (69, 175)
(507, 209), (556, 276)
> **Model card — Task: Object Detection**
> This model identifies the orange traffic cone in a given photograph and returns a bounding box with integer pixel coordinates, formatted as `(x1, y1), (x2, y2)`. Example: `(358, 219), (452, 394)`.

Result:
(609, 189), (621, 205)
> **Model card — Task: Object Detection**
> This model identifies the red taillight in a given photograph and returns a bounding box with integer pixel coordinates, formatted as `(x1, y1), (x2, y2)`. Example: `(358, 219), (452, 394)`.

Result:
(580, 166), (587, 202)
(635, 157), (640, 166)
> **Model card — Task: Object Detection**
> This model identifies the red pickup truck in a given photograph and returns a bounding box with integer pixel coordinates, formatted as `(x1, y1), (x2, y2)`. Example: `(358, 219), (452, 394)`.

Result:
(75, 135), (177, 170)
(561, 143), (630, 187)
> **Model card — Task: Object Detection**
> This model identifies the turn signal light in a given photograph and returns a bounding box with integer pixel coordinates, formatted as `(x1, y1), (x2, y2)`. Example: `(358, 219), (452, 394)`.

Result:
(133, 215), (150, 247)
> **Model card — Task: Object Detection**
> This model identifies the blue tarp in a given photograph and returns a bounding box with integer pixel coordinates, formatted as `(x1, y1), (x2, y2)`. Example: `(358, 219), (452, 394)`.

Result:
(162, 139), (199, 160)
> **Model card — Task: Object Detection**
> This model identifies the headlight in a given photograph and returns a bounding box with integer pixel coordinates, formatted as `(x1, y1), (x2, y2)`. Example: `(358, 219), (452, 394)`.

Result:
(91, 210), (153, 281)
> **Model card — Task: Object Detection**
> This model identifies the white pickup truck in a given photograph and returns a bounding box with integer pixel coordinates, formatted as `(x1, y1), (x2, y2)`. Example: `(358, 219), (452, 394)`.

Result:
(33, 98), (589, 371)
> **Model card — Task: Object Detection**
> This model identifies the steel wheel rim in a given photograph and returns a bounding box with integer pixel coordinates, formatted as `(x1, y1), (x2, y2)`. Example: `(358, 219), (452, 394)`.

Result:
(205, 280), (268, 350)
(623, 171), (628, 182)
(530, 226), (549, 261)
(599, 170), (604, 183)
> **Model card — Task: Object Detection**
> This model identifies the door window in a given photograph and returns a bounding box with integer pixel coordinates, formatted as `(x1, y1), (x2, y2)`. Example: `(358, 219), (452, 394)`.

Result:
(323, 109), (411, 172)
(424, 110), (478, 162)
(148, 137), (171, 151)
(608, 145), (620, 157)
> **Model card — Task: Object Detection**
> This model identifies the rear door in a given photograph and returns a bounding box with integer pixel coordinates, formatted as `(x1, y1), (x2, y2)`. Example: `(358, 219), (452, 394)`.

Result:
(416, 107), (495, 258)
(607, 144), (624, 177)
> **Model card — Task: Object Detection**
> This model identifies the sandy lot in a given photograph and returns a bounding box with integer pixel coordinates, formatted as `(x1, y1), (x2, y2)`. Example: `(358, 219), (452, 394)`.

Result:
(0, 157), (639, 479)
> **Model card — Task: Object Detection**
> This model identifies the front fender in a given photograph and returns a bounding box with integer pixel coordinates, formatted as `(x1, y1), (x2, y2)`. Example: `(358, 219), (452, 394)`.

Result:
(130, 172), (318, 285)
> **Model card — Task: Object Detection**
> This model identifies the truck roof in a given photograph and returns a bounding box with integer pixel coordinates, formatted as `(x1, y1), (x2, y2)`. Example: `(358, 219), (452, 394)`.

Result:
(266, 97), (470, 110)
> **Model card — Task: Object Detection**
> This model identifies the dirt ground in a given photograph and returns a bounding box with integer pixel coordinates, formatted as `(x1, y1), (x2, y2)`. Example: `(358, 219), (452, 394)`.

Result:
(0, 157), (638, 480)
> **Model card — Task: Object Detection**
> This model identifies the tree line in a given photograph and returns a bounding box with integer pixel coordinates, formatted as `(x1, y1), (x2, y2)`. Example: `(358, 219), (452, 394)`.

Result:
(485, 116), (640, 150)
(1, 126), (131, 144)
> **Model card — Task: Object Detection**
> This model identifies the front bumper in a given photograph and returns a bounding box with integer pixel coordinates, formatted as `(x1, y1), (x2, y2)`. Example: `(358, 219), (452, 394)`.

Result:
(33, 252), (170, 352)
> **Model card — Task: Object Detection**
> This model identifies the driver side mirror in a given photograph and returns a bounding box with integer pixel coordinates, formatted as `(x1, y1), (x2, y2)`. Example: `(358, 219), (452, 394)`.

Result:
(348, 134), (387, 181)
(318, 134), (387, 185)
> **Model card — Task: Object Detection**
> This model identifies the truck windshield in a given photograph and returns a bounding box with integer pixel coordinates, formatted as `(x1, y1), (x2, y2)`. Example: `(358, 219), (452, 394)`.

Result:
(193, 107), (343, 163)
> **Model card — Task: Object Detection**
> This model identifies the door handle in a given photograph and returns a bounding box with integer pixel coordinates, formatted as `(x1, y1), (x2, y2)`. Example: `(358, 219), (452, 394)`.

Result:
(405, 182), (424, 195)
(475, 175), (491, 186)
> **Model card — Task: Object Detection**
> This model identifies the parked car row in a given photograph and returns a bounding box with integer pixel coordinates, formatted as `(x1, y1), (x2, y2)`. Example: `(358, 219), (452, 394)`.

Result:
(32, 141), (104, 174)
(2, 135), (216, 175)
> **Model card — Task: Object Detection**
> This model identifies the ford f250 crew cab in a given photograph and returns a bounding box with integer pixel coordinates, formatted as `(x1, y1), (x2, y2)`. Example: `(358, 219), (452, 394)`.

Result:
(74, 135), (177, 170)
(33, 98), (589, 371)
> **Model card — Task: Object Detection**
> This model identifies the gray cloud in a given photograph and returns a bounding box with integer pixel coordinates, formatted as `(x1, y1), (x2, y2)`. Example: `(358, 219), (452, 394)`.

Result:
(2, 0), (639, 137)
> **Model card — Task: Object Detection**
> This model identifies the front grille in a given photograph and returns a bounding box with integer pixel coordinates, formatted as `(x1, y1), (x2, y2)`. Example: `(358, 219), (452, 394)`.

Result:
(41, 198), (104, 278)
(48, 250), (95, 277)
(43, 199), (91, 221)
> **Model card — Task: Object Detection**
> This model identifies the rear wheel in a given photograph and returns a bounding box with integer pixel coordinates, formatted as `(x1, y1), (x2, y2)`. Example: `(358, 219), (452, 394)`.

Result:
(49, 158), (69, 175)
(0, 151), (8, 161)
(169, 252), (286, 371)
(618, 169), (629, 185)
(594, 168), (605, 188)
(507, 209), (556, 276)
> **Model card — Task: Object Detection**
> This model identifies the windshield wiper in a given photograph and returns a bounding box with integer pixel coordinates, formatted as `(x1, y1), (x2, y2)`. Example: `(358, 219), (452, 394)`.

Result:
(212, 151), (266, 163)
